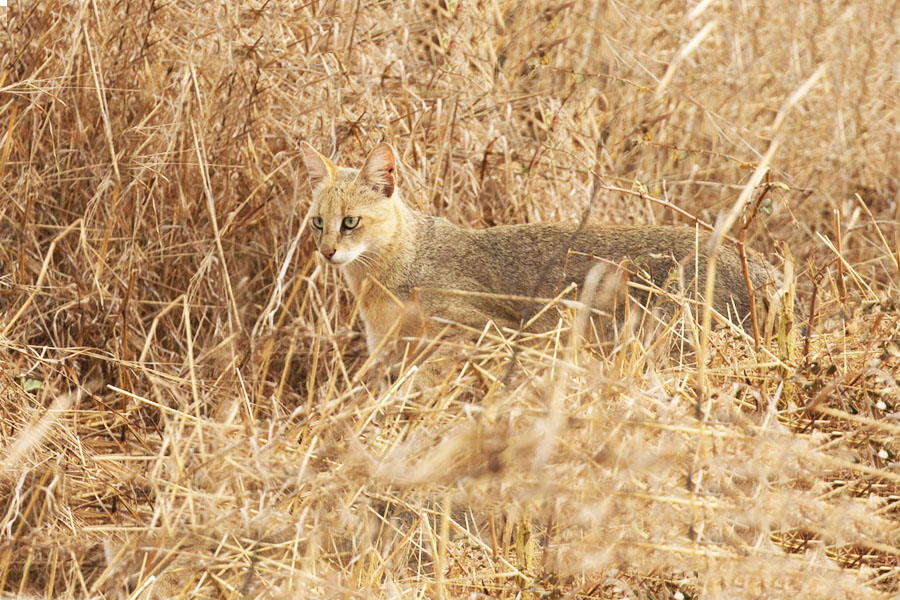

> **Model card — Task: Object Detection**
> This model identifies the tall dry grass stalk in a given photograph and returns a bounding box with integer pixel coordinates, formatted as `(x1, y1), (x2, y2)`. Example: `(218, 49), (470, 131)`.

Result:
(1, 1), (899, 598)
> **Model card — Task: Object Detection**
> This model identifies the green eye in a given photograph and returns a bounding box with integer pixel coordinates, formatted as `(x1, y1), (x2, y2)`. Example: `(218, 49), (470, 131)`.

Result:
(311, 216), (323, 230)
(342, 216), (360, 230)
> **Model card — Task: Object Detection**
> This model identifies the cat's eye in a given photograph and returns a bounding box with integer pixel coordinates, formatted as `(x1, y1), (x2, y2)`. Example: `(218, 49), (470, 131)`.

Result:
(342, 216), (360, 230)
(311, 216), (323, 230)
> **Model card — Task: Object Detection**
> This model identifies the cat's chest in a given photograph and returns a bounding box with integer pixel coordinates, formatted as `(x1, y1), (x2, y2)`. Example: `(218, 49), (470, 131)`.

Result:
(355, 277), (425, 343)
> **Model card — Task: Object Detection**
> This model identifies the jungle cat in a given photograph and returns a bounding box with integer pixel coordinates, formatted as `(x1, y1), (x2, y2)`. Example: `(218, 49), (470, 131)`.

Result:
(301, 142), (777, 357)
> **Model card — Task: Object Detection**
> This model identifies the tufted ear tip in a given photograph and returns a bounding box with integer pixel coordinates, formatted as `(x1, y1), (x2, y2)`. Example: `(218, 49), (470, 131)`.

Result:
(300, 142), (337, 190)
(357, 143), (396, 198)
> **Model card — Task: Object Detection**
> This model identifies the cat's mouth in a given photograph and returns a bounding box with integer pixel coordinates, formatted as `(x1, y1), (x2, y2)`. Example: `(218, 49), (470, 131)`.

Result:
(327, 245), (367, 267)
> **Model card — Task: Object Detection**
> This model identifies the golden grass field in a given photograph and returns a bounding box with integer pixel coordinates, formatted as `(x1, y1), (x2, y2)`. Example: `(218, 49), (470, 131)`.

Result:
(2, 1), (900, 598)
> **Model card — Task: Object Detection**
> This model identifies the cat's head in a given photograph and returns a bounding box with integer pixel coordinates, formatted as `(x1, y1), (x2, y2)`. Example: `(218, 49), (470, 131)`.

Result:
(301, 142), (398, 267)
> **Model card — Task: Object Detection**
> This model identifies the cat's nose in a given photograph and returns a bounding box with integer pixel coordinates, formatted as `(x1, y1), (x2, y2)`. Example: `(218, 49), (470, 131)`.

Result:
(321, 248), (336, 260)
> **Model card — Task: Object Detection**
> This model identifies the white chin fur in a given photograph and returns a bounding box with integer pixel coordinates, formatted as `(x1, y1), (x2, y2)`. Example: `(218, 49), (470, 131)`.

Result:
(331, 245), (366, 266)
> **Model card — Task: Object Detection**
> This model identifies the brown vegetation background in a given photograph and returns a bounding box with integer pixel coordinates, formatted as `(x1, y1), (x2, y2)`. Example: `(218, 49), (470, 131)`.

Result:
(1, 1), (900, 598)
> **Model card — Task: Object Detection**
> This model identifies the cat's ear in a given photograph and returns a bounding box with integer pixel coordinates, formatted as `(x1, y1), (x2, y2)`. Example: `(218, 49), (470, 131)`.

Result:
(300, 142), (337, 190)
(357, 143), (396, 198)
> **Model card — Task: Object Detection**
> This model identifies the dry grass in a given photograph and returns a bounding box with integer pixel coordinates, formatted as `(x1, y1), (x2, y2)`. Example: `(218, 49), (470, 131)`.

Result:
(2, 1), (900, 598)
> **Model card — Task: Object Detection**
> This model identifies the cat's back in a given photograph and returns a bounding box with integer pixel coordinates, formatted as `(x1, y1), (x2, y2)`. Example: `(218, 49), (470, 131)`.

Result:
(407, 220), (730, 292)
(403, 218), (777, 329)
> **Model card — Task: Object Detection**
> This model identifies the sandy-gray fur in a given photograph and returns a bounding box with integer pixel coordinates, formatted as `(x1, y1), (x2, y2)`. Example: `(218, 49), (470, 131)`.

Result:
(392, 212), (773, 331)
